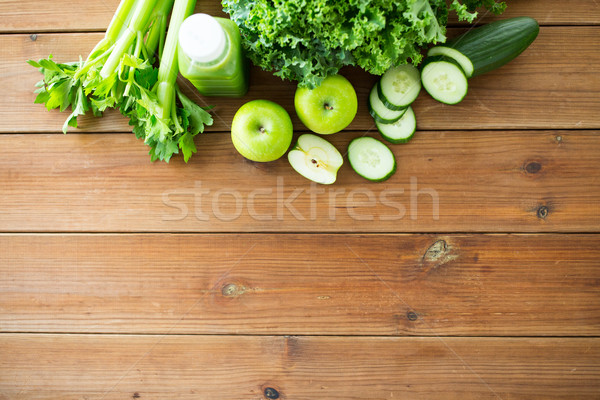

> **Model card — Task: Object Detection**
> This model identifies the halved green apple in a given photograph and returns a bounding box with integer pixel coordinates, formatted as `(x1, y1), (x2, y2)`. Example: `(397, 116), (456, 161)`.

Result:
(288, 134), (343, 185)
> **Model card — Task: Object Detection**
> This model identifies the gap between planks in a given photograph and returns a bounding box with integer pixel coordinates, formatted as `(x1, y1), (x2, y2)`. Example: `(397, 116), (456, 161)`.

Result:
(1, 332), (599, 338)
(0, 22), (597, 36)
(0, 231), (599, 235)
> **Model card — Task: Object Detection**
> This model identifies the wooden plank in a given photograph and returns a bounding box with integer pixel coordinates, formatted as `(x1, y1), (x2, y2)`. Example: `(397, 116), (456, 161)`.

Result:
(5, 26), (600, 133)
(451, 0), (600, 26)
(0, 0), (228, 33)
(1, 334), (598, 399)
(2, 0), (598, 33)
(0, 131), (598, 233)
(2, 32), (299, 134)
(1, 234), (599, 335)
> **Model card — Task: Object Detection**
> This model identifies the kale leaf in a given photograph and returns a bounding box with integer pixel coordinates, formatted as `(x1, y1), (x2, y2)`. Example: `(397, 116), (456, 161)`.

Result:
(222, 0), (505, 88)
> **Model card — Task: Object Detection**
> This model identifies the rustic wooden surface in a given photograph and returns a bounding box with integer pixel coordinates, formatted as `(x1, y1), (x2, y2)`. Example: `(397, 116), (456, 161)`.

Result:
(0, 131), (599, 232)
(1, 0), (599, 398)
(1, 0), (597, 33)
(4, 27), (600, 133)
(2, 234), (599, 335)
(1, 335), (599, 399)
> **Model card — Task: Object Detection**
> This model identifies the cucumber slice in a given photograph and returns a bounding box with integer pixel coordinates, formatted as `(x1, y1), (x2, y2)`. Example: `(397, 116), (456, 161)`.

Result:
(348, 137), (396, 182)
(378, 64), (421, 110)
(421, 56), (468, 105)
(376, 106), (416, 144)
(427, 46), (474, 78)
(368, 83), (407, 124)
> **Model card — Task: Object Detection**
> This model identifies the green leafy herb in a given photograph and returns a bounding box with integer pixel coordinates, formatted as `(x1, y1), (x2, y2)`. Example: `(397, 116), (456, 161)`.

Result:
(124, 0), (214, 162)
(28, 0), (213, 163)
(222, 0), (506, 88)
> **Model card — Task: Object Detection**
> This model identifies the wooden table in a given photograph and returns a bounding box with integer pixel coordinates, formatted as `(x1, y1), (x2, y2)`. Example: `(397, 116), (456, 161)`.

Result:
(1, 1), (599, 398)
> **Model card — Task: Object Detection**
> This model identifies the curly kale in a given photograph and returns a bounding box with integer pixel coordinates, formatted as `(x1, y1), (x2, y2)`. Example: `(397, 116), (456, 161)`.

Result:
(222, 0), (505, 88)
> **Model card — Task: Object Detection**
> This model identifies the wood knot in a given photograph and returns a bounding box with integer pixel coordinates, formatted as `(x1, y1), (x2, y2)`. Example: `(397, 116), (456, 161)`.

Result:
(524, 161), (542, 174)
(132, 393), (140, 399)
(406, 311), (418, 321)
(537, 205), (549, 219)
(424, 240), (448, 262)
(221, 283), (246, 298)
(419, 239), (459, 276)
(264, 387), (280, 399)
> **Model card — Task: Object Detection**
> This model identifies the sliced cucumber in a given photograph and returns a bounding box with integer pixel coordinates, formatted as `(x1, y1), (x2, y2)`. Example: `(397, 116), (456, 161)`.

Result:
(368, 83), (407, 124)
(376, 106), (416, 144)
(421, 56), (468, 105)
(427, 46), (474, 78)
(439, 16), (539, 78)
(378, 64), (421, 110)
(348, 137), (396, 182)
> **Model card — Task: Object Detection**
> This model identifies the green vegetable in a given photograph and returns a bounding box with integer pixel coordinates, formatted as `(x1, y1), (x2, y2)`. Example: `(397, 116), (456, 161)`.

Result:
(124, 0), (214, 162)
(427, 16), (540, 78)
(421, 17), (539, 105)
(427, 46), (475, 77)
(29, 0), (161, 132)
(376, 106), (417, 144)
(28, 0), (213, 163)
(368, 84), (407, 124)
(377, 64), (421, 110)
(450, 0), (506, 19)
(420, 55), (469, 105)
(222, 0), (505, 88)
(348, 137), (397, 182)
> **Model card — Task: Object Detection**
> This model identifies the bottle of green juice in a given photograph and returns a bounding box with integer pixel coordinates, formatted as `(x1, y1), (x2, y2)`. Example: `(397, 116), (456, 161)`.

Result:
(177, 13), (249, 97)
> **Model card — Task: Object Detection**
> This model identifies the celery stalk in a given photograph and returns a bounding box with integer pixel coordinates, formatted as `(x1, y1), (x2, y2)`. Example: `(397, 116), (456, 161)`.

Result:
(106, 0), (139, 42)
(29, 0), (170, 133)
(100, 0), (160, 78)
(86, 0), (139, 61)
(156, 0), (197, 120)
(129, 0), (214, 162)
(145, 0), (176, 62)
(29, 0), (212, 162)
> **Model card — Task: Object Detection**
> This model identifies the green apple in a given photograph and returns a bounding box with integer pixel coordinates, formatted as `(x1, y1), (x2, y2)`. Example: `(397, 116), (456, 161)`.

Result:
(288, 134), (343, 184)
(231, 99), (293, 162)
(294, 75), (358, 135)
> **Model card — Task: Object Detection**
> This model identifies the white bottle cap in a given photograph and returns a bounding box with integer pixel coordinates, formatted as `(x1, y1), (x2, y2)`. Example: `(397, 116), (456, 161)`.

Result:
(178, 13), (226, 63)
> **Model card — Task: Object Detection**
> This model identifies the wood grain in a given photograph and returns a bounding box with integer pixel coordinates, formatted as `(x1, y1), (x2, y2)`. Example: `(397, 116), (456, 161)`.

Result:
(0, 130), (598, 233)
(1, 334), (598, 399)
(0, 0), (229, 33)
(2, 0), (599, 397)
(1, 234), (599, 335)
(452, 0), (600, 26)
(5, 27), (600, 133)
(2, 0), (598, 33)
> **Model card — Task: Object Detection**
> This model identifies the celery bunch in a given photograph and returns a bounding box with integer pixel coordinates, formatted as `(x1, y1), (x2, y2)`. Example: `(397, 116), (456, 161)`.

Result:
(28, 0), (213, 162)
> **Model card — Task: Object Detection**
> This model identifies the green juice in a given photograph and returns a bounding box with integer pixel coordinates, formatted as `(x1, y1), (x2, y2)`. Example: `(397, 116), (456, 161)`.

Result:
(178, 14), (249, 97)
